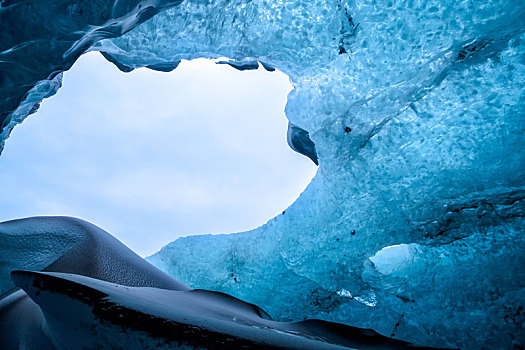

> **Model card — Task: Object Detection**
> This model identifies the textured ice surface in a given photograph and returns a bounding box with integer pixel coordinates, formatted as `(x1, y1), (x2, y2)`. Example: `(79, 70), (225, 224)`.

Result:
(1, 0), (524, 348)
(0, 217), (188, 296)
(135, 1), (524, 348)
(10, 269), (421, 349)
(0, 217), (424, 349)
(0, 216), (188, 349)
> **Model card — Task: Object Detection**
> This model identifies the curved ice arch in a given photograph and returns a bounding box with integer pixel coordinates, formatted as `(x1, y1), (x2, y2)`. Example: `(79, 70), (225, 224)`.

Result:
(0, 0), (524, 348)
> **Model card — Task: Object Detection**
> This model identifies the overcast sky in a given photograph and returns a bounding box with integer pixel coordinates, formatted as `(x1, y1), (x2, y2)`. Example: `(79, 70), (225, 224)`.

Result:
(0, 52), (317, 256)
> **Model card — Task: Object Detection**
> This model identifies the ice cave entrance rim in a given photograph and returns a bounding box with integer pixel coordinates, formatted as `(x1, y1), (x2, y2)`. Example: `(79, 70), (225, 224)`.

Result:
(0, 52), (318, 257)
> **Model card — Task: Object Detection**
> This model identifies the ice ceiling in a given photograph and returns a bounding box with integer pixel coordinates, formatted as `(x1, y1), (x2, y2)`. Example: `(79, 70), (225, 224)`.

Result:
(0, 0), (524, 349)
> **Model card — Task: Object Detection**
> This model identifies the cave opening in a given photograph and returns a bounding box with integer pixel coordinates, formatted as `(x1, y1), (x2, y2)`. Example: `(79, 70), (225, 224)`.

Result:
(0, 51), (317, 256)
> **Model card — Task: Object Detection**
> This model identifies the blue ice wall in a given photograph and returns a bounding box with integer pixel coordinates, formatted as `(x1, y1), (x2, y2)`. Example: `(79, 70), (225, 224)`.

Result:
(1, 0), (524, 348)
(129, 1), (524, 348)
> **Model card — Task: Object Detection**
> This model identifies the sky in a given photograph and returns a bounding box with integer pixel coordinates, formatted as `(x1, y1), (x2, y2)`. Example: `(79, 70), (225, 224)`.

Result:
(0, 52), (317, 257)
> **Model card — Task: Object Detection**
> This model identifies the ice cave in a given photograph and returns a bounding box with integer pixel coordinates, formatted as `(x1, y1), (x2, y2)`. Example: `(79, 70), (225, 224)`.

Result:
(0, 0), (524, 349)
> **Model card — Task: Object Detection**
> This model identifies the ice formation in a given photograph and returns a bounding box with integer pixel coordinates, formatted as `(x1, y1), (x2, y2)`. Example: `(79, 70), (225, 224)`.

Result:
(0, 217), (423, 349)
(0, 217), (188, 348)
(287, 122), (319, 165)
(1, 0), (524, 349)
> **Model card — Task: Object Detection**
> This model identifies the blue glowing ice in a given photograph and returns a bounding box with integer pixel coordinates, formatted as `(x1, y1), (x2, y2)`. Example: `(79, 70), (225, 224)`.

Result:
(1, 0), (524, 348)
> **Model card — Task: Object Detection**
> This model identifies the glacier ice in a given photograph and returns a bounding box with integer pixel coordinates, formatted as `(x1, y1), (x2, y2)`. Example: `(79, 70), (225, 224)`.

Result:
(0, 0), (524, 348)
(287, 122), (319, 165)
(0, 217), (189, 295)
(0, 216), (187, 349)
(12, 269), (420, 349)
(0, 217), (425, 349)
